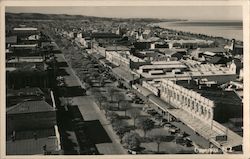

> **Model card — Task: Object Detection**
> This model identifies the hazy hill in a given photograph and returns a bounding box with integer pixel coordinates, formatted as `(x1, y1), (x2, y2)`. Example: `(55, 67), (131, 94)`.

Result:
(6, 12), (185, 23)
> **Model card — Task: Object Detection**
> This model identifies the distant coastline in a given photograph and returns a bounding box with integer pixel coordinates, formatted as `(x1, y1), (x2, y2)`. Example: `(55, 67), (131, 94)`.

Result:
(151, 20), (243, 42)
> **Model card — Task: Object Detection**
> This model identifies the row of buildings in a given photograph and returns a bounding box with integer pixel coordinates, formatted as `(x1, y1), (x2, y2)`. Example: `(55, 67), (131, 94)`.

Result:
(6, 26), (61, 155)
(56, 22), (243, 153)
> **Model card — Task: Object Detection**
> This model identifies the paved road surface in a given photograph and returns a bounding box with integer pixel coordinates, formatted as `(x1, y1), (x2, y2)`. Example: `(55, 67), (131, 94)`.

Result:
(60, 54), (127, 154)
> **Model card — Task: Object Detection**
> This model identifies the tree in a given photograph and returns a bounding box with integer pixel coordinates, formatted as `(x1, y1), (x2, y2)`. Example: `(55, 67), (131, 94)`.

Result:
(85, 78), (92, 87)
(127, 108), (141, 127)
(113, 93), (126, 110)
(99, 76), (105, 87)
(107, 111), (119, 123)
(93, 92), (107, 109)
(102, 102), (111, 117)
(111, 119), (132, 138)
(119, 101), (131, 116)
(122, 131), (141, 150)
(148, 129), (174, 153)
(112, 119), (127, 134)
(137, 118), (155, 137)
(106, 87), (116, 102)
(91, 71), (99, 79)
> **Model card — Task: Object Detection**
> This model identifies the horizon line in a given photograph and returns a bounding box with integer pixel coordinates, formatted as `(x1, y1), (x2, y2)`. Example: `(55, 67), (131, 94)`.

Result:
(5, 12), (243, 22)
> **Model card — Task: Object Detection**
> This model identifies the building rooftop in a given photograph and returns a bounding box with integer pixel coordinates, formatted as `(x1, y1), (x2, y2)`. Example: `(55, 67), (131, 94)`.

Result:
(13, 27), (38, 31)
(151, 60), (184, 65)
(203, 51), (216, 56)
(7, 57), (44, 63)
(138, 37), (160, 42)
(6, 63), (47, 73)
(6, 128), (59, 155)
(176, 80), (242, 105)
(82, 32), (121, 39)
(7, 100), (55, 115)
(198, 47), (226, 53)
(105, 45), (130, 51)
(129, 54), (145, 62)
(167, 39), (214, 44)
(113, 67), (139, 82)
(6, 36), (17, 44)
(139, 64), (187, 70)
(7, 87), (44, 98)
(11, 44), (38, 48)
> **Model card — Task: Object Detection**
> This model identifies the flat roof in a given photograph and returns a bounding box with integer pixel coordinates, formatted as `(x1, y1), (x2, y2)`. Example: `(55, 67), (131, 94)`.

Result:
(6, 63), (47, 72)
(176, 80), (242, 105)
(167, 39), (214, 44)
(140, 64), (187, 69)
(6, 128), (58, 155)
(11, 44), (38, 48)
(6, 36), (17, 44)
(105, 45), (130, 51)
(151, 60), (183, 65)
(13, 27), (38, 31)
(198, 47), (226, 53)
(7, 57), (44, 63)
(7, 87), (44, 98)
(6, 67), (17, 72)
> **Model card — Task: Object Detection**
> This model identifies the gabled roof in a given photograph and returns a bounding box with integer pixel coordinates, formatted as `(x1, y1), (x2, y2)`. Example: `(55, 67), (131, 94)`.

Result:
(7, 100), (55, 114)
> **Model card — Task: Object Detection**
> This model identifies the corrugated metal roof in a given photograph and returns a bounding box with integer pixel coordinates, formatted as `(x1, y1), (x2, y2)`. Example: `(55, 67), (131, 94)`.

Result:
(7, 100), (55, 114)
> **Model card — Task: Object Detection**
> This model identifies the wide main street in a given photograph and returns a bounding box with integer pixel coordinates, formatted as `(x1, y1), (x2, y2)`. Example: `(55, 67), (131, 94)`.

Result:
(56, 52), (127, 154)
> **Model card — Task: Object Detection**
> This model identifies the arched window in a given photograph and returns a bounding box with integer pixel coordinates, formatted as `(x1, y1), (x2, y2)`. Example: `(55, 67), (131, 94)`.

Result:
(207, 110), (211, 119)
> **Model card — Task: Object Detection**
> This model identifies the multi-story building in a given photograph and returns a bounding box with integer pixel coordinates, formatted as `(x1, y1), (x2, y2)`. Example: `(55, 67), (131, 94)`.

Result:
(160, 79), (242, 124)
(106, 50), (148, 69)
(137, 59), (237, 84)
(167, 39), (214, 49)
(140, 78), (242, 153)
(6, 100), (60, 155)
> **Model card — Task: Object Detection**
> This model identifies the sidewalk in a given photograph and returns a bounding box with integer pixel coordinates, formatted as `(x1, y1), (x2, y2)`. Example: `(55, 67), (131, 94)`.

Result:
(59, 53), (127, 154)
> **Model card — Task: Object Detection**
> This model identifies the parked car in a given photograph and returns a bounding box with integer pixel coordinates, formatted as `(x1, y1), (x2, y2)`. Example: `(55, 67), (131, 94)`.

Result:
(160, 121), (170, 127)
(127, 93), (136, 99)
(142, 107), (152, 112)
(134, 98), (144, 104)
(154, 114), (163, 121)
(127, 149), (137, 155)
(147, 109), (158, 116)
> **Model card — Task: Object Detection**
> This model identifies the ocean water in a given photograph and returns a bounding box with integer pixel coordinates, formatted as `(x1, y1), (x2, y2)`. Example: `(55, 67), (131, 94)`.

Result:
(154, 20), (243, 41)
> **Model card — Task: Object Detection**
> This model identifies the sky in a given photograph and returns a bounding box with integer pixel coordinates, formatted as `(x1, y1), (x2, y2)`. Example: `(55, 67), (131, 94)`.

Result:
(6, 6), (243, 21)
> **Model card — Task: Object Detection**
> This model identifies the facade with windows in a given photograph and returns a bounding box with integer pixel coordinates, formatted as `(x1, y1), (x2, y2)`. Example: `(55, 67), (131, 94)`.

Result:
(160, 79), (214, 125)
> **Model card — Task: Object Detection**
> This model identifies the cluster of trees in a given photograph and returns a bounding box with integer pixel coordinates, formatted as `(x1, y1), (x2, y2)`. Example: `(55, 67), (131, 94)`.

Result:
(53, 32), (177, 154)
(92, 86), (174, 153)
